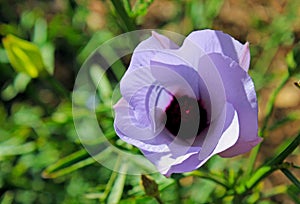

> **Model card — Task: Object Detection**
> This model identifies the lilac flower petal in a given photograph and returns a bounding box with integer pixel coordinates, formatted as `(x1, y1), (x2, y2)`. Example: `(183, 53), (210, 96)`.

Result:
(113, 30), (260, 176)
(128, 86), (153, 128)
(219, 137), (262, 157)
(206, 53), (261, 156)
(114, 86), (173, 141)
(114, 98), (172, 148)
(150, 51), (228, 161)
(128, 85), (172, 129)
(119, 66), (174, 130)
(150, 37), (206, 71)
(114, 98), (152, 138)
(127, 31), (179, 72)
(212, 103), (240, 153)
(120, 66), (156, 102)
(165, 103), (239, 176)
(186, 30), (250, 71)
(141, 142), (201, 175)
(146, 103), (239, 176)
(115, 126), (170, 153)
(150, 60), (204, 99)
(196, 54), (228, 160)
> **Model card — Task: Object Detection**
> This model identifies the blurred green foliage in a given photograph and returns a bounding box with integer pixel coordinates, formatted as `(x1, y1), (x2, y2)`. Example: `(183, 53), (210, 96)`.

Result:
(0, 0), (299, 204)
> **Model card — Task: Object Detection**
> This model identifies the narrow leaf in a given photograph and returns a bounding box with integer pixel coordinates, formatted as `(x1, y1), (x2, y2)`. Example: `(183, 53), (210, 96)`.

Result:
(42, 147), (112, 178)
(0, 142), (36, 157)
(107, 163), (128, 204)
(2, 34), (45, 78)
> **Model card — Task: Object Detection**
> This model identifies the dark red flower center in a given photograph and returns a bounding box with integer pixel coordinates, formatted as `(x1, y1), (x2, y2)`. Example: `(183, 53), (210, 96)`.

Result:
(165, 95), (208, 138)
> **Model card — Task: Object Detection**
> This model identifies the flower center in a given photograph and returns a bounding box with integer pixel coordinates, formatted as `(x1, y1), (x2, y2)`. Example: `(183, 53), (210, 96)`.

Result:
(165, 95), (208, 138)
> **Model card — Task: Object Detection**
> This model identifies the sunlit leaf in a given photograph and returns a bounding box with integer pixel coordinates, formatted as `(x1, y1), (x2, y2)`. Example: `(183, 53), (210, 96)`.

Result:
(0, 48), (9, 63)
(20, 10), (36, 29)
(1, 73), (32, 101)
(2, 34), (45, 78)
(40, 42), (55, 75)
(262, 185), (288, 198)
(90, 64), (112, 104)
(42, 147), (113, 179)
(77, 30), (113, 63)
(107, 163), (128, 204)
(0, 142), (36, 157)
(33, 18), (47, 45)
(0, 191), (14, 204)
(131, 0), (154, 17)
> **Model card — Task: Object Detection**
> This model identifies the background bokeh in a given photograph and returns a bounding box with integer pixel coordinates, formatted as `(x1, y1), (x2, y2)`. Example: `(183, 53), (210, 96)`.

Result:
(0, 0), (299, 203)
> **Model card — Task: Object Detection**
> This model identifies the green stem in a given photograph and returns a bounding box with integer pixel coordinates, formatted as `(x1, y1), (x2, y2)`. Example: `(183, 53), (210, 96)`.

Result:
(281, 169), (300, 189)
(44, 74), (70, 99)
(100, 155), (121, 201)
(187, 170), (229, 189)
(245, 72), (290, 178)
(237, 131), (300, 194)
(174, 177), (182, 204)
(244, 143), (261, 180)
(110, 0), (136, 32)
(267, 131), (300, 166)
(154, 196), (164, 204)
(260, 72), (290, 136)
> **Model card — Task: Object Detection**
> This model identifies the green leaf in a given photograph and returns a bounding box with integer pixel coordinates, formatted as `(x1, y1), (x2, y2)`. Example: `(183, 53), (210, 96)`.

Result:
(111, 0), (137, 32)
(0, 142), (36, 157)
(90, 64), (112, 104)
(77, 30), (113, 63)
(33, 18), (47, 45)
(287, 185), (300, 204)
(107, 163), (128, 204)
(2, 34), (45, 78)
(286, 42), (300, 76)
(261, 185), (288, 198)
(1, 73), (31, 101)
(0, 191), (14, 204)
(42, 147), (113, 178)
(20, 10), (36, 29)
(189, 0), (223, 29)
(40, 42), (55, 75)
(131, 0), (154, 17)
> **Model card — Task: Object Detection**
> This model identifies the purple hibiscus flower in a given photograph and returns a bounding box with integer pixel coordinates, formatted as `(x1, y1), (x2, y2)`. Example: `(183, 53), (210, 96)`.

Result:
(113, 30), (262, 176)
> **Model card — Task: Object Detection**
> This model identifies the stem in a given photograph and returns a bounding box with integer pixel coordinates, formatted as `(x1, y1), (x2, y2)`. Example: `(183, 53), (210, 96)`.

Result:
(100, 156), (121, 201)
(44, 74), (70, 99)
(281, 169), (300, 189)
(267, 132), (300, 166)
(237, 131), (300, 194)
(154, 196), (164, 204)
(260, 72), (290, 135)
(187, 170), (229, 189)
(110, 0), (136, 32)
(173, 177), (182, 204)
(244, 143), (261, 180)
(245, 72), (290, 178)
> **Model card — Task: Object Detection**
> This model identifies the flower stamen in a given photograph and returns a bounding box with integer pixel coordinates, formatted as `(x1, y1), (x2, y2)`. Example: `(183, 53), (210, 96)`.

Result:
(165, 95), (208, 138)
